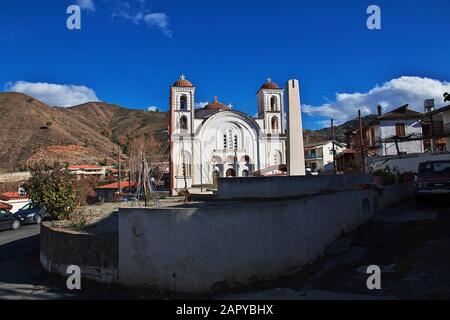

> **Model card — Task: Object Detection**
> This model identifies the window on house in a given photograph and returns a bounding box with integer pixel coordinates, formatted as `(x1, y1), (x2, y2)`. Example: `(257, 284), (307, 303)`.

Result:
(180, 95), (187, 110)
(223, 134), (227, 149)
(234, 135), (238, 150)
(395, 123), (406, 137)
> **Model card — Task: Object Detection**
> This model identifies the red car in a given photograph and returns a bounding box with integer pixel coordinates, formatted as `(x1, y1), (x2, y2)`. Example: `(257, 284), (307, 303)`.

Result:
(416, 160), (450, 199)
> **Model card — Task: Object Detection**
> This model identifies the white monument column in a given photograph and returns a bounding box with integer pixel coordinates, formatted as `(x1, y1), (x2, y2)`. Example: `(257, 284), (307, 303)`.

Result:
(286, 79), (306, 176)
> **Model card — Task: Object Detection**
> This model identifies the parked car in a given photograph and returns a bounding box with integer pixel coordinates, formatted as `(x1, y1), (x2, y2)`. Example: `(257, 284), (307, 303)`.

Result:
(416, 160), (450, 199)
(0, 209), (21, 231)
(118, 195), (139, 203)
(12, 202), (46, 225)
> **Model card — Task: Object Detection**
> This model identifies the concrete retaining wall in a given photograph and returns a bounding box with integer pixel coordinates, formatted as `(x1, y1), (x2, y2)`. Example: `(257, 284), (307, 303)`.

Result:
(118, 182), (414, 294)
(216, 174), (373, 200)
(40, 223), (118, 283)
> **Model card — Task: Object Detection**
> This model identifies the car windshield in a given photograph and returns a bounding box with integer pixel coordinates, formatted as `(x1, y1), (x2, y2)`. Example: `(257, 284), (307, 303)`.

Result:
(419, 162), (450, 175)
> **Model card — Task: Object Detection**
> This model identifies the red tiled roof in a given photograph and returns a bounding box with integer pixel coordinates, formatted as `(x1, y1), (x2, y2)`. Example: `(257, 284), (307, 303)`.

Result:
(95, 181), (138, 190)
(68, 165), (103, 170)
(0, 202), (13, 210)
(0, 192), (29, 201)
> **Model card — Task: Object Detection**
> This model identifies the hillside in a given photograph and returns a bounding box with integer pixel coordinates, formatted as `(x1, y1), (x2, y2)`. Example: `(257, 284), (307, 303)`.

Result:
(0, 93), (168, 171)
(304, 115), (378, 144)
(0, 91), (376, 172)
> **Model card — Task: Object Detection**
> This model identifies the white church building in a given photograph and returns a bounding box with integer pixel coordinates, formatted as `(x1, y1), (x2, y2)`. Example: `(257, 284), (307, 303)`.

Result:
(169, 75), (288, 194)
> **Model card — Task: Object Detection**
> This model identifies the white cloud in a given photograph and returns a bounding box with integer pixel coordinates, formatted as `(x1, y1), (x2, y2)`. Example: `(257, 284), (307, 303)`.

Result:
(77, 0), (95, 11)
(148, 106), (158, 112)
(303, 76), (450, 126)
(5, 81), (99, 107)
(143, 13), (172, 37)
(111, 1), (173, 37)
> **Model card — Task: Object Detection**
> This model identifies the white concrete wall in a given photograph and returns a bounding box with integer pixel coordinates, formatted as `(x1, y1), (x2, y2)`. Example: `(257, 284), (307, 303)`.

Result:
(216, 174), (373, 200)
(5, 199), (31, 213)
(118, 183), (414, 294)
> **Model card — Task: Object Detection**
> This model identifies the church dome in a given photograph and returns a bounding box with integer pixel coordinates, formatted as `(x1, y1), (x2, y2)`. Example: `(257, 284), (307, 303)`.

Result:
(173, 74), (194, 87)
(204, 97), (231, 111)
(260, 78), (280, 90)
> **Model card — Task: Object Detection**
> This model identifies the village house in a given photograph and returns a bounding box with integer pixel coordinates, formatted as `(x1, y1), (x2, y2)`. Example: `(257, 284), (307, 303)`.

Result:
(304, 140), (346, 174)
(365, 105), (424, 156)
(0, 191), (30, 213)
(422, 99), (450, 152)
(94, 181), (138, 203)
(67, 165), (107, 180)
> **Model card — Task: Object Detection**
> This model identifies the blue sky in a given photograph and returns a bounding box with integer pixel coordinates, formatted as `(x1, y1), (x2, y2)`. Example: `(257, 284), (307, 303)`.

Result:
(1, 0), (450, 129)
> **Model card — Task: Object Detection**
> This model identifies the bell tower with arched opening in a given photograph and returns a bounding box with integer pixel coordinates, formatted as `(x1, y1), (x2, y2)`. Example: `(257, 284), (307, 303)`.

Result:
(256, 78), (284, 135)
(169, 75), (196, 196)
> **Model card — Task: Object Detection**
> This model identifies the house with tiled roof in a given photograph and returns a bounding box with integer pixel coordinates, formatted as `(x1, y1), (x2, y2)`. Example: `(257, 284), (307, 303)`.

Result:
(0, 191), (30, 213)
(67, 165), (107, 180)
(365, 104), (424, 156)
(94, 181), (138, 203)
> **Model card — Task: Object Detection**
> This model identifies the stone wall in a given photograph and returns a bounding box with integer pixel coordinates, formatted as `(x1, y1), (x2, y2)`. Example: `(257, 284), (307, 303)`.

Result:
(40, 223), (118, 283)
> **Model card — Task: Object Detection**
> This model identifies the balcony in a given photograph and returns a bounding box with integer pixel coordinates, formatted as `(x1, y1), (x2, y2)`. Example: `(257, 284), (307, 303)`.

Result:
(305, 153), (323, 161)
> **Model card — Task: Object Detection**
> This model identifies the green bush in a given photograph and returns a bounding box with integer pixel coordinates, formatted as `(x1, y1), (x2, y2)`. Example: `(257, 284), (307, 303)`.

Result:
(24, 162), (84, 221)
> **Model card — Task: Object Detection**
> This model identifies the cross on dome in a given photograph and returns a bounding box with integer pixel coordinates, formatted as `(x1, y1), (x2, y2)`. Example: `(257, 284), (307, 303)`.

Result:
(267, 77), (272, 83)
(180, 74), (186, 80)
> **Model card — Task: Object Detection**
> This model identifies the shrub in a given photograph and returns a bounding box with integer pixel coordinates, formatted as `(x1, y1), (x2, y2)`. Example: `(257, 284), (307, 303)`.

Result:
(24, 161), (84, 220)
(373, 169), (397, 185)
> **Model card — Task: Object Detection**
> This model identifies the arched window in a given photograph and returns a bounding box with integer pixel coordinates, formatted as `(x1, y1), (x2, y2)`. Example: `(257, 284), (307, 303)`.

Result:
(271, 116), (279, 131)
(180, 116), (188, 131)
(271, 151), (281, 166)
(270, 96), (277, 111)
(180, 95), (187, 110)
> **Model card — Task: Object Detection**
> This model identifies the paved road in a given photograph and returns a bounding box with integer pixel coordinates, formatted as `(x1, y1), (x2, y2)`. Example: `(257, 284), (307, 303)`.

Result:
(0, 224), (77, 299)
(0, 224), (40, 246)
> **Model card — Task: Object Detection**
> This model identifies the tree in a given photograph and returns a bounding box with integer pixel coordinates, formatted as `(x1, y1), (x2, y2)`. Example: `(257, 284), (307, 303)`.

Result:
(24, 162), (84, 220)
(444, 92), (450, 102)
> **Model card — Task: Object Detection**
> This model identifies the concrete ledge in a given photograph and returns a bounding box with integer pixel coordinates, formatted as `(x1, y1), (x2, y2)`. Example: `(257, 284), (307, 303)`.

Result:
(118, 182), (414, 294)
(216, 174), (374, 200)
(40, 223), (118, 284)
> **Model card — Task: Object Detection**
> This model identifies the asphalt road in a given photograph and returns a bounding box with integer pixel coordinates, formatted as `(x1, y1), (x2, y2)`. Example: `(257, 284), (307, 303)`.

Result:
(0, 224), (76, 299)
(0, 224), (40, 246)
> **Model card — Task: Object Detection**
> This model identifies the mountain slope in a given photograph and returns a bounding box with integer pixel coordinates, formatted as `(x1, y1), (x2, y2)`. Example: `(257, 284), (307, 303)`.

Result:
(0, 93), (168, 171)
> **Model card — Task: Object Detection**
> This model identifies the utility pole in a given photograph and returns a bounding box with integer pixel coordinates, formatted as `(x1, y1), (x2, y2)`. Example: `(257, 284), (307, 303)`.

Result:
(118, 144), (122, 194)
(358, 110), (366, 173)
(331, 118), (336, 174)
